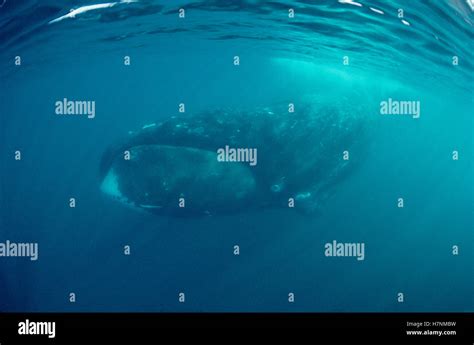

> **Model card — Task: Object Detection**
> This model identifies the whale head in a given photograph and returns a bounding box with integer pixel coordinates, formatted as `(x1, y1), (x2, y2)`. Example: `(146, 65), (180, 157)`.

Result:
(100, 142), (257, 216)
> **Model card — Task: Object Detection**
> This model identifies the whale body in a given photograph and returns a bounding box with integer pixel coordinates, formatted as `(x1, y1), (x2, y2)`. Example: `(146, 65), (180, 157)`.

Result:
(99, 103), (366, 216)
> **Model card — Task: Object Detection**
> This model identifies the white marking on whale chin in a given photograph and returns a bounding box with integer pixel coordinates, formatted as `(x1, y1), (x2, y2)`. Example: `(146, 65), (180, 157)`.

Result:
(142, 123), (156, 129)
(101, 168), (153, 212)
(139, 204), (162, 209)
(100, 168), (131, 206)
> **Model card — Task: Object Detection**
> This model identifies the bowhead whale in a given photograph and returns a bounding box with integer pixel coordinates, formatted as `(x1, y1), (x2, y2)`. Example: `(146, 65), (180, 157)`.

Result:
(99, 102), (366, 216)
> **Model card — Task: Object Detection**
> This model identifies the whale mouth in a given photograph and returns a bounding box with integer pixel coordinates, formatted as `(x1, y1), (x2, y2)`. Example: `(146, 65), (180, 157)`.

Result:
(100, 144), (256, 215)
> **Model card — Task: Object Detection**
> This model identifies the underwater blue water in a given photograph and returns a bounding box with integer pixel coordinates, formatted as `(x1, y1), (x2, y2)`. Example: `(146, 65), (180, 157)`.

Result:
(0, 0), (473, 312)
